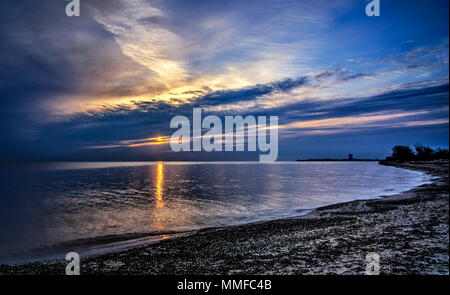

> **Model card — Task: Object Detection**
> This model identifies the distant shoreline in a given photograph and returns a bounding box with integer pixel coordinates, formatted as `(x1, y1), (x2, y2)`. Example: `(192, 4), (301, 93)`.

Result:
(296, 159), (379, 161)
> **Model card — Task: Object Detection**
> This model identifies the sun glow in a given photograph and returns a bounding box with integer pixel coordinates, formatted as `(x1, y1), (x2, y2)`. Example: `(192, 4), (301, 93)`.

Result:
(151, 161), (166, 230)
(155, 162), (164, 208)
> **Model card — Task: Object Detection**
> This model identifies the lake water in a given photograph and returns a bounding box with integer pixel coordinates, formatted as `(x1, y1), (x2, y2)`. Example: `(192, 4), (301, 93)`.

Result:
(0, 161), (431, 264)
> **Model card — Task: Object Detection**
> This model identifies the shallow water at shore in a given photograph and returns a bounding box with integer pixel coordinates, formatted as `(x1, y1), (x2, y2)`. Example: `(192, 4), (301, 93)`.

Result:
(0, 161), (431, 264)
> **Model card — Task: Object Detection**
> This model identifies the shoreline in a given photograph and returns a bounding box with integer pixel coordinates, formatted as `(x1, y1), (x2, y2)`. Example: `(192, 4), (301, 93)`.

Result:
(1, 160), (448, 274)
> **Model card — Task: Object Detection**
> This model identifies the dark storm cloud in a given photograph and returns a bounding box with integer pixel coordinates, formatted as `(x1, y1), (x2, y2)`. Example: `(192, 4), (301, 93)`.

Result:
(0, 0), (163, 112)
(274, 83), (449, 123)
(193, 77), (309, 107)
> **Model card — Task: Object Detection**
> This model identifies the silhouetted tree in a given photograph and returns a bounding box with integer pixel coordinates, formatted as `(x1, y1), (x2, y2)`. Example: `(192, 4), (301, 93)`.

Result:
(391, 145), (415, 162)
(432, 148), (449, 160)
(414, 144), (434, 161)
(385, 145), (449, 162)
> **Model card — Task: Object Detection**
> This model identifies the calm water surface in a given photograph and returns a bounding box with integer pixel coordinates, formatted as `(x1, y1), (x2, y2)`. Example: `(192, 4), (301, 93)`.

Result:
(0, 161), (431, 263)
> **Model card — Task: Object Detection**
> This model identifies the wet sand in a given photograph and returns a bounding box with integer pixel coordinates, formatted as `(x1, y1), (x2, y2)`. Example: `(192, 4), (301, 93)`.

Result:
(1, 160), (448, 275)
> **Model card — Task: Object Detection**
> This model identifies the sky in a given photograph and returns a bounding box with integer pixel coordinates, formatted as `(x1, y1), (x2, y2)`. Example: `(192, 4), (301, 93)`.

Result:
(0, 0), (448, 161)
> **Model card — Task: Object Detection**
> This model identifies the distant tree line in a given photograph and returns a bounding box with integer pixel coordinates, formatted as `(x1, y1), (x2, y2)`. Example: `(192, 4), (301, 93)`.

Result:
(385, 144), (449, 162)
